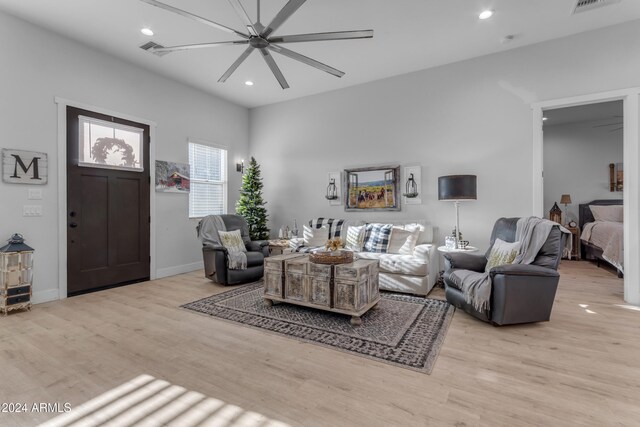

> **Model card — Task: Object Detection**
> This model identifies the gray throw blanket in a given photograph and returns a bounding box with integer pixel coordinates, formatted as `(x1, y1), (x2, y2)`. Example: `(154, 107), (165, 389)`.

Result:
(197, 215), (247, 270)
(455, 217), (569, 312)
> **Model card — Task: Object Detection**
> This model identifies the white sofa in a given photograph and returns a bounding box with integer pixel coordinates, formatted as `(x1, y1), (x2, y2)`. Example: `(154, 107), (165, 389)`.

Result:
(290, 219), (439, 296)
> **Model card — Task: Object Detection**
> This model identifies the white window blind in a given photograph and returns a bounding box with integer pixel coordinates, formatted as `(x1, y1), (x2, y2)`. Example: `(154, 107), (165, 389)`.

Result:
(189, 142), (227, 218)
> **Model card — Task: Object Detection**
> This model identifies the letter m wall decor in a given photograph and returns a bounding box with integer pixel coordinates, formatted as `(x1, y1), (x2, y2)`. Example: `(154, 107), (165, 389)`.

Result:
(2, 149), (48, 185)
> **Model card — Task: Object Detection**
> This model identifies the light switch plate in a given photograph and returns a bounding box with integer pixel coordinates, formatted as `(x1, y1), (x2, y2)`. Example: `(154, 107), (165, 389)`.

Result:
(23, 205), (43, 217)
(28, 189), (43, 200)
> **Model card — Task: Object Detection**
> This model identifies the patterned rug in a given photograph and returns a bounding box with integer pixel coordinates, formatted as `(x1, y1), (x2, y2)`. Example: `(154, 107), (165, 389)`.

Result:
(181, 282), (454, 374)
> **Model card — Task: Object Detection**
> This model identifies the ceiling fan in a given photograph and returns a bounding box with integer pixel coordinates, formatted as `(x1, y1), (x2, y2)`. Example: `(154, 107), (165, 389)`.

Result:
(593, 115), (623, 132)
(140, 0), (374, 89)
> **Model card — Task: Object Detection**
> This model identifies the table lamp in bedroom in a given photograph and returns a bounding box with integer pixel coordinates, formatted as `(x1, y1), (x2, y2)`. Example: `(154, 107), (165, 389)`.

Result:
(560, 194), (572, 225)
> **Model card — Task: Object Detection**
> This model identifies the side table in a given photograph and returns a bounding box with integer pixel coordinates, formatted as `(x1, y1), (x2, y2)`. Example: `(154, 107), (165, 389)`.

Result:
(564, 226), (581, 260)
(437, 245), (479, 254)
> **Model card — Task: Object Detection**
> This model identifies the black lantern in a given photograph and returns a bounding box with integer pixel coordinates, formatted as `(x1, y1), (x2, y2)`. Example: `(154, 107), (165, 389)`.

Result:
(403, 173), (419, 198)
(325, 178), (338, 200)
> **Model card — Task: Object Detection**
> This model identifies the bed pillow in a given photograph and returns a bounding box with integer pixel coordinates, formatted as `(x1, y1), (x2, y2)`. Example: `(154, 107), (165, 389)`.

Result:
(485, 238), (521, 272)
(218, 229), (247, 252)
(344, 225), (365, 251)
(590, 205), (623, 222)
(387, 225), (420, 255)
(363, 223), (393, 253)
(303, 225), (328, 247)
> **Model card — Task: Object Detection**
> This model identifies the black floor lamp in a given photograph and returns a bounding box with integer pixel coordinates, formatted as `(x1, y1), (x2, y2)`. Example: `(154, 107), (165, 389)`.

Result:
(438, 175), (477, 249)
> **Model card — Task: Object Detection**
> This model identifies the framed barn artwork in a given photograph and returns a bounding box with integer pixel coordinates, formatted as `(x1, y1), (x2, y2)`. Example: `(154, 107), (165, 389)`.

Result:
(155, 160), (191, 193)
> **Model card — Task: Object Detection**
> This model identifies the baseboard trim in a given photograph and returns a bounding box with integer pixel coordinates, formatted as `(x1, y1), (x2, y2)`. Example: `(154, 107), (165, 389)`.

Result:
(33, 289), (61, 304)
(156, 262), (202, 279)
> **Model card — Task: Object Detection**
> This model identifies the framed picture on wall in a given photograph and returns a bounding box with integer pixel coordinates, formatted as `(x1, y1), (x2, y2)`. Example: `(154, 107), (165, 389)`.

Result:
(609, 162), (623, 192)
(344, 165), (400, 211)
(155, 160), (191, 193)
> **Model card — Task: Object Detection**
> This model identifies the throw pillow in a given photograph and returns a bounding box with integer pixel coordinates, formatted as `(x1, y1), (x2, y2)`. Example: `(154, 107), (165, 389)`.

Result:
(387, 225), (420, 254)
(309, 218), (346, 239)
(218, 229), (247, 253)
(485, 238), (521, 272)
(590, 205), (623, 222)
(363, 223), (393, 253)
(303, 225), (328, 247)
(345, 225), (365, 251)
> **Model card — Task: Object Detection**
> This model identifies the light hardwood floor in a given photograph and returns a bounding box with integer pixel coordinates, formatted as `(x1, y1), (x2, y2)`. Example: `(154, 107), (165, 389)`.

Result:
(1, 261), (638, 427)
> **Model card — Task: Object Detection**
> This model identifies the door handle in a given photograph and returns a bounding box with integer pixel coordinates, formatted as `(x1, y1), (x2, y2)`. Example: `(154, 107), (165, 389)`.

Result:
(69, 222), (78, 228)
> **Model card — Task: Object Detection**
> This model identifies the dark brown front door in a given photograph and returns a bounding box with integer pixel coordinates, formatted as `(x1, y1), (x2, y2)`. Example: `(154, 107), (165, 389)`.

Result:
(66, 106), (150, 295)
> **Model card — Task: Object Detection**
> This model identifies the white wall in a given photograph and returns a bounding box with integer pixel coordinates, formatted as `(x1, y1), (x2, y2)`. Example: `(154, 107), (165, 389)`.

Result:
(544, 121), (623, 224)
(250, 20), (640, 252)
(0, 11), (249, 302)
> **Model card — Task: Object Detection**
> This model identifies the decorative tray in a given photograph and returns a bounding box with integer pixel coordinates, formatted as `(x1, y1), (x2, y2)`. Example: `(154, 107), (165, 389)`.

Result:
(309, 250), (353, 265)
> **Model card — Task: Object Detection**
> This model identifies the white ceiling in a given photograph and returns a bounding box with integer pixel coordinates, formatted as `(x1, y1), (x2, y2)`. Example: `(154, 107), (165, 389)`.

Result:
(2, 0), (640, 108)
(544, 100), (623, 126)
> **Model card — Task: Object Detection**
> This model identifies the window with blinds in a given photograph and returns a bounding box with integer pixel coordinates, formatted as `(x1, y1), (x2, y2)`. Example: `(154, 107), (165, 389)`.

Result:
(188, 141), (227, 218)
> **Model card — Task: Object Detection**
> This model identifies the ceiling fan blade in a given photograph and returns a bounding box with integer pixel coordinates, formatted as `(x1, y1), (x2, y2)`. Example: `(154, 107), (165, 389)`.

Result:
(268, 44), (344, 78)
(227, 0), (259, 36)
(593, 122), (623, 128)
(269, 30), (374, 44)
(218, 46), (255, 82)
(151, 40), (249, 54)
(261, 0), (307, 38)
(259, 48), (289, 89)
(140, 0), (249, 39)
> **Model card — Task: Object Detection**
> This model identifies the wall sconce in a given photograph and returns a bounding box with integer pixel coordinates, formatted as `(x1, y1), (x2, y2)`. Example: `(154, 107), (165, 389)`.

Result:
(325, 178), (338, 200)
(403, 173), (419, 198)
(236, 159), (244, 173)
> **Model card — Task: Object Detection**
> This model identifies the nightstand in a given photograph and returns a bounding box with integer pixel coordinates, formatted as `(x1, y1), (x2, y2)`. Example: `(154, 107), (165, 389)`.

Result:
(564, 226), (581, 260)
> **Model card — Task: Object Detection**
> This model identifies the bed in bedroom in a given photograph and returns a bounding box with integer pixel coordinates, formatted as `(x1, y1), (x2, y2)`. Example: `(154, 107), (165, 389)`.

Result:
(579, 199), (624, 278)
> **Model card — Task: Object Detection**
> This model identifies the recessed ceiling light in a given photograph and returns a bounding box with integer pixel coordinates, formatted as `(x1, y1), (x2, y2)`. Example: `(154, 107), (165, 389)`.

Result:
(244, 81), (254, 86)
(479, 10), (494, 20)
(543, 117), (548, 121)
(141, 28), (154, 36)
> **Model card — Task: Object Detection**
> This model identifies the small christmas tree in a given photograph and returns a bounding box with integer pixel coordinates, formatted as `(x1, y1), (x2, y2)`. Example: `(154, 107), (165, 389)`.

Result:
(236, 157), (270, 240)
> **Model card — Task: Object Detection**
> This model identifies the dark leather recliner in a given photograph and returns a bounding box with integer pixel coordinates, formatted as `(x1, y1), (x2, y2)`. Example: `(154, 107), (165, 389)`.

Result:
(442, 217), (564, 325)
(200, 214), (269, 285)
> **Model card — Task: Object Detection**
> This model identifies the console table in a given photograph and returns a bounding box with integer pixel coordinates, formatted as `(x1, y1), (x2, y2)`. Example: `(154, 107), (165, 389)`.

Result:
(264, 254), (380, 325)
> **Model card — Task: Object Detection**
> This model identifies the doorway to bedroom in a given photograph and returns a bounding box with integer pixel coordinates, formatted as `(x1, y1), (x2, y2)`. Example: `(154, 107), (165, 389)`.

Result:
(542, 100), (624, 278)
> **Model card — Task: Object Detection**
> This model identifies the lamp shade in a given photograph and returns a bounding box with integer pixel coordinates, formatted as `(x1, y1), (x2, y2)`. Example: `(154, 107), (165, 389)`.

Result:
(438, 175), (477, 201)
(560, 194), (572, 204)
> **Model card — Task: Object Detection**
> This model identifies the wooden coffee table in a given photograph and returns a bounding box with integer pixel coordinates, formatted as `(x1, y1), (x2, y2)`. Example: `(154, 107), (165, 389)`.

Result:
(263, 254), (380, 325)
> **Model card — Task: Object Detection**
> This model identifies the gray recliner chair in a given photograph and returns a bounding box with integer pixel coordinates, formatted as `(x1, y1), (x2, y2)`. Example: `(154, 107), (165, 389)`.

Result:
(442, 217), (564, 325)
(199, 214), (269, 285)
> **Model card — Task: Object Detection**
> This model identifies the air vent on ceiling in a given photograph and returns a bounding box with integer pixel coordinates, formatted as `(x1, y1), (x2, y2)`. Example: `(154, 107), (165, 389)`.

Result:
(139, 41), (168, 57)
(573, 0), (621, 14)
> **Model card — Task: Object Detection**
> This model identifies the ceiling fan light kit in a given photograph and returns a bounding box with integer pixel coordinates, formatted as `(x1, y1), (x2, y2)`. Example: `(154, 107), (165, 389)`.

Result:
(139, 0), (373, 89)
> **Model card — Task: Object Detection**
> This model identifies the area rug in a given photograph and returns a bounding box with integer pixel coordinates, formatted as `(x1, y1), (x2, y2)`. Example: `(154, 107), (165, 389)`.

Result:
(181, 282), (454, 374)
